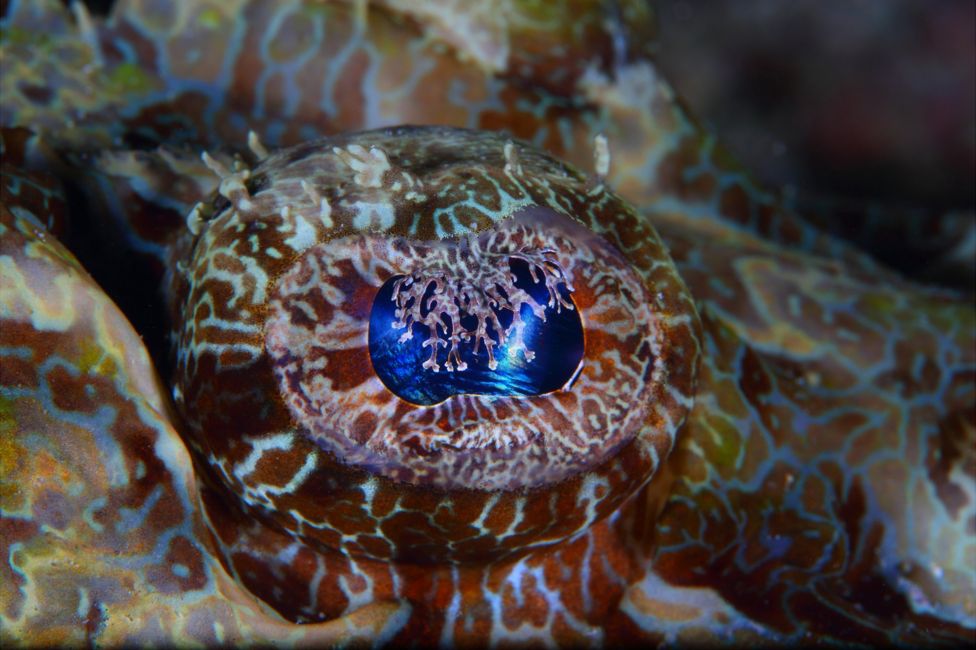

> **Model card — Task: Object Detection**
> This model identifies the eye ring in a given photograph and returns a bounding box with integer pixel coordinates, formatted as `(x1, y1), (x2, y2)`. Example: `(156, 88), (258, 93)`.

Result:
(174, 126), (701, 563)
(266, 206), (664, 491)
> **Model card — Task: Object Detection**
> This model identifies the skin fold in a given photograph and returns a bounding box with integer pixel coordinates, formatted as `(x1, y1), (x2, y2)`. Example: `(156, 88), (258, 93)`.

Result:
(1, 1), (973, 646)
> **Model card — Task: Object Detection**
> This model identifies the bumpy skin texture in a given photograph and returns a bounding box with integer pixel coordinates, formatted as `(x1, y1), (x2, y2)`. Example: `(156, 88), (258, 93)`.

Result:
(1, 0), (974, 647)
(0, 158), (409, 646)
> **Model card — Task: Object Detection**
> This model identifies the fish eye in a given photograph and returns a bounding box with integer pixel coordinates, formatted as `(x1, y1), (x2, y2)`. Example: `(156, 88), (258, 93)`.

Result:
(174, 126), (700, 563)
(366, 242), (585, 407)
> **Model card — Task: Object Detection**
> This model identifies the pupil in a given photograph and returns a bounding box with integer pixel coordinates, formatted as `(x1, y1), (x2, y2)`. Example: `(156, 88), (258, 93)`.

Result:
(368, 258), (585, 406)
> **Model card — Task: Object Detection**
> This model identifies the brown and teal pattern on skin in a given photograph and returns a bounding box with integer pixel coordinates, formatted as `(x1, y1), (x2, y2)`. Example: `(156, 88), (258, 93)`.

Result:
(1, 0), (974, 647)
(0, 156), (408, 646)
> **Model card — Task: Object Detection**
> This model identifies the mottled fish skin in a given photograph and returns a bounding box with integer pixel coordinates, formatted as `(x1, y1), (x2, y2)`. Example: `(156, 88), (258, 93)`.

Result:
(0, 156), (410, 646)
(3, 0), (876, 269)
(0, 1), (974, 648)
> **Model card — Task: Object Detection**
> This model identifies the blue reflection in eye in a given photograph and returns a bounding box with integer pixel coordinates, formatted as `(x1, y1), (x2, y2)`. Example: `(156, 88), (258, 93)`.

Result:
(368, 259), (584, 406)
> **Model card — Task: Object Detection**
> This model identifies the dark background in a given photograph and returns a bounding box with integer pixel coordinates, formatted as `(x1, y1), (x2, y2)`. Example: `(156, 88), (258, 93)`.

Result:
(654, 0), (975, 211)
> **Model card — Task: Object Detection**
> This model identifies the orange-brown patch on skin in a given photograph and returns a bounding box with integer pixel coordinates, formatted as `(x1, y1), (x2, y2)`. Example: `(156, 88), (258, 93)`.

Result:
(483, 501), (515, 535)
(148, 535), (208, 594)
(0, 345), (39, 389)
(657, 137), (701, 194)
(333, 49), (371, 128)
(317, 500), (379, 541)
(129, 91), (213, 144)
(754, 202), (777, 235)
(655, 136), (708, 202)
(367, 481), (400, 519)
(737, 345), (773, 404)
(163, 10), (222, 81)
(211, 250), (247, 276)
(719, 184), (751, 224)
(652, 541), (713, 587)
(402, 60), (487, 128)
(193, 277), (235, 318)
(223, 6), (273, 112)
(687, 171), (718, 200)
(502, 573), (549, 629)
(844, 425), (888, 468)
(47, 365), (99, 414)
(347, 409), (377, 445)
(799, 474), (827, 515)
(318, 347), (372, 392)
(805, 411), (869, 459)
(738, 419), (771, 481)
(247, 446), (308, 489)
(268, 10), (317, 64)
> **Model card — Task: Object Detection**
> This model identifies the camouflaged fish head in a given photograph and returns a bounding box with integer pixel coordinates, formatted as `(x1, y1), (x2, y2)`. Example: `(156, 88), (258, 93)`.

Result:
(1, 1), (973, 647)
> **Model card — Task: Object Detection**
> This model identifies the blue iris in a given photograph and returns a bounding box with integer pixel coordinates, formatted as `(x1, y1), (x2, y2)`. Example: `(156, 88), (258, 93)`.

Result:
(368, 260), (584, 406)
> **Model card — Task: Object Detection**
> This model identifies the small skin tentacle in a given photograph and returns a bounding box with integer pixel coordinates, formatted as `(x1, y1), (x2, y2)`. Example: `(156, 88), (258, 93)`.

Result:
(503, 141), (523, 175)
(185, 201), (206, 237)
(586, 134), (611, 197)
(333, 144), (392, 188)
(70, 1), (103, 69)
(247, 130), (270, 161)
(593, 133), (610, 179)
(202, 150), (255, 212)
(300, 180), (334, 228)
(201, 150), (230, 178)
